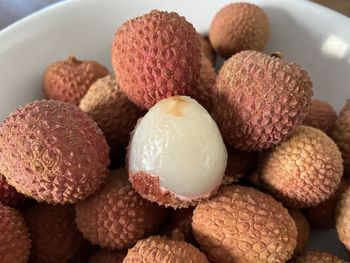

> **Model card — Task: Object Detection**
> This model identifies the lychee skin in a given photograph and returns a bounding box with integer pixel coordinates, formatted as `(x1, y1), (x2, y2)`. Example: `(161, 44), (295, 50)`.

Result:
(209, 3), (269, 58)
(291, 251), (347, 263)
(288, 209), (310, 254)
(336, 185), (350, 252)
(0, 204), (31, 263)
(0, 100), (110, 204)
(24, 204), (88, 263)
(333, 99), (350, 177)
(75, 169), (168, 250)
(43, 56), (109, 105)
(303, 99), (337, 135)
(305, 178), (349, 229)
(88, 249), (126, 263)
(198, 34), (216, 65)
(212, 50), (313, 151)
(260, 126), (343, 208)
(112, 10), (201, 109)
(123, 235), (209, 263)
(0, 173), (27, 207)
(79, 75), (143, 158)
(192, 186), (297, 263)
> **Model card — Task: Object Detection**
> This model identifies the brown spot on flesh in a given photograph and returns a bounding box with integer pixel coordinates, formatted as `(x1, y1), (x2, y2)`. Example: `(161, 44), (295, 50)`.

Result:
(166, 96), (188, 117)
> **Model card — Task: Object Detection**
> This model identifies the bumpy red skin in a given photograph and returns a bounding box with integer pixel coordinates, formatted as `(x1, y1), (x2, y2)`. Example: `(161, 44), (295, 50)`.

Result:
(336, 185), (350, 252)
(75, 169), (168, 250)
(291, 251), (348, 263)
(88, 249), (126, 263)
(209, 3), (269, 58)
(305, 178), (349, 229)
(0, 100), (110, 204)
(43, 56), (109, 105)
(198, 35), (216, 65)
(112, 10), (201, 109)
(25, 204), (88, 263)
(0, 173), (27, 207)
(0, 204), (31, 263)
(303, 99), (337, 135)
(212, 50), (313, 151)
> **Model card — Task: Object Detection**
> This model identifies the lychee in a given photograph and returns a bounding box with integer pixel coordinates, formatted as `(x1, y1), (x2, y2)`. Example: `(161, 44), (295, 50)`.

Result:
(43, 56), (109, 105)
(198, 34), (216, 65)
(75, 169), (168, 250)
(291, 251), (347, 263)
(209, 3), (269, 58)
(192, 185), (297, 263)
(212, 50), (313, 151)
(112, 10), (201, 109)
(0, 173), (27, 207)
(336, 185), (350, 252)
(128, 96), (227, 208)
(260, 126), (343, 208)
(88, 249), (126, 263)
(289, 209), (310, 254)
(0, 100), (110, 204)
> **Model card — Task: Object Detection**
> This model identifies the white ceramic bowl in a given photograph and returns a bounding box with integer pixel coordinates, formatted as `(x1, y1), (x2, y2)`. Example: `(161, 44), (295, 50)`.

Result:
(0, 0), (349, 259)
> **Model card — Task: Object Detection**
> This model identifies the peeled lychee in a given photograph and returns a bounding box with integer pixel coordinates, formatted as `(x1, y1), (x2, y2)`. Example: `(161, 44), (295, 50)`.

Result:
(128, 96), (227, 208)
(209, 3), (269, 58)
(303, 99), (337, 135)
(75, 169), (168, 250)
(333, 99), (350, 177)
(0, 173), (26, 207)
(123, 235), (209, 263)
(336, 185), (350, 251)
(291, 251), (347, 263)
(24, 203), (88, 263)
(289, 209), (310, 254)
(198, 34), (216, 65)
(212, 50), (313, 151)
(0, 204), (31, 263)
(189, 56), (216, 111)
(0, 100), (110, 204)
(306, 178), (349, 229)
(112, 10), (201, 109)
(88, 249), (126, 263)
(79, 75), (143, 159)
(43, 56), (109, 105)
(192, 186), (297, 263)
(260, 126), (343, 208)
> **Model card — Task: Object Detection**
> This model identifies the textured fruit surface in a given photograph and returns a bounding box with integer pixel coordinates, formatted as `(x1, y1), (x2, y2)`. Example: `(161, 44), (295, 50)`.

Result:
(306, 178), (349, 229)
(123, 235), (209, 263)
(43, 56), (109, 105)
(212, 50), (313, 151)
(333, 99), (350, 177)
(0, 204), (31, 263)
(289, 209), (310, 254)
(79, 75), (143, 158)
(192, 186), (297, 263)
(0, 173), (26, 207)
(25, 203), (87, 263)
(260, 126), (343, 208)
(303, 99), (337, 135)
(112, 10), (201, 109)
(88, 249), (126, 263)
(128, 96), (227, 208)
(198, 34), (216, 65)
(336, 186), (350, 251)
(291, 251), (348, 263)
(209, 3), (269, 58)
(189, 56), (216, 111)
(0, 100), (110, 204)
(75, 169), (168, 249)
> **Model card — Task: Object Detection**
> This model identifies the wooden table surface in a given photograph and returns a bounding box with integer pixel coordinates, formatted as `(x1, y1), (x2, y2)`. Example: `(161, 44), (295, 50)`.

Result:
(0, 0), (349, 30)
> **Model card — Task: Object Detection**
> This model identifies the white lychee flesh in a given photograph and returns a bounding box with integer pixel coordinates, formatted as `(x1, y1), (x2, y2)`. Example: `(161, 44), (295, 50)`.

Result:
(128, 96), (227, 199)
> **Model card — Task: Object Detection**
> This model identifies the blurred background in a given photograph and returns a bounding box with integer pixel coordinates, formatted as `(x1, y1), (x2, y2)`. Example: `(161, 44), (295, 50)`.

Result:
(0, 0), (349, 30)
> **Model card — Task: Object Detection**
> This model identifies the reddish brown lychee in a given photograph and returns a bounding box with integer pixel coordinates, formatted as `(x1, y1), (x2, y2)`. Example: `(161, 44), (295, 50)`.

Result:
(0, 100), (110, 204)
(289, 209), (310, 254)
(43, 56), (109, 105)
(198, 34), (216, 65)
(336, 185), (350, 251)
(291, 251), (347, 263)
(75, 169), (168, 250)
(212, 50), (313, 151)
(303, 99), (337, 135)
(209, 3), (269, 58)
(192, 186), (297, 263)
(88, 249), (126, 263)
(112, 10), (201, 109)
(0, 173), (26, 207)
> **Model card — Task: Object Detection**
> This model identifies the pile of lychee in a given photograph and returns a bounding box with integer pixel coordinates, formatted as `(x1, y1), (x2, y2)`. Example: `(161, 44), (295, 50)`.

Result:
(1, 2), (350, 263)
